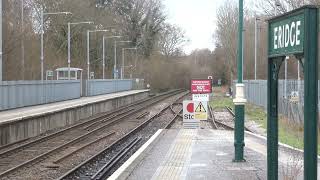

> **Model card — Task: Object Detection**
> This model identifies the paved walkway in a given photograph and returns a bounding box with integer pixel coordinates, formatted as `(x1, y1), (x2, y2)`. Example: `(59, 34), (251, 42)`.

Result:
(113, 129), (320, 180)
(0, 90), (149, 124)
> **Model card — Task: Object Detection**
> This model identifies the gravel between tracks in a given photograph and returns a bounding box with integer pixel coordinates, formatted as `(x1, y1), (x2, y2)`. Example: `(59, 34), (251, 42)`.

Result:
(3, 91), (187, 180)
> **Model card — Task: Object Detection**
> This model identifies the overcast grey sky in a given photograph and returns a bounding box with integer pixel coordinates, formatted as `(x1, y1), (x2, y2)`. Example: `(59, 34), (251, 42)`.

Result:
(164, 0), (226, 54)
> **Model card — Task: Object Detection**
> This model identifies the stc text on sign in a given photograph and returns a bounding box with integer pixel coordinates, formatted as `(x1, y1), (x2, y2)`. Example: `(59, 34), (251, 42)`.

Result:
(191, 80), (212, 94)
(268, 13), (304, 57)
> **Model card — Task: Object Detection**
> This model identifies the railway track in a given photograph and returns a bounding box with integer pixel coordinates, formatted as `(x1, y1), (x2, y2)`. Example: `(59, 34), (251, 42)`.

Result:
(208, 106), (252, 132)
(0, 89), (187, 179)
(58, 92), (189, 180)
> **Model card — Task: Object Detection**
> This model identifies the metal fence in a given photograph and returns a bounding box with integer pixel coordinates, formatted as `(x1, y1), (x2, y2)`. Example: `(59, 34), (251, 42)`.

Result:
(0, 80), (81, 111)
(86, 79), (133, 96)
(237, 80), (311, 125)
(0, 79), (145, 111)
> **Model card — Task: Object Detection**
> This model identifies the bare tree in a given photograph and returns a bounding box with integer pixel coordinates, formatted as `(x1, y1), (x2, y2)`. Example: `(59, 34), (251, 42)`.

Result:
(158, 23), (188, 59)
(215, 1), (238, 81)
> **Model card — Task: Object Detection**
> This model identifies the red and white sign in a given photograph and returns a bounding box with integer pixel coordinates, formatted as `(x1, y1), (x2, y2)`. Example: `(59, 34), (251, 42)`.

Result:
(183, 100), (208, 123)
(191, 79), (212, 94)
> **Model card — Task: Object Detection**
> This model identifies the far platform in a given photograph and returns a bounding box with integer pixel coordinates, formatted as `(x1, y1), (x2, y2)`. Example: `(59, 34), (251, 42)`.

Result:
(110, 129), (320, 180)
(0, 89), (149, 125)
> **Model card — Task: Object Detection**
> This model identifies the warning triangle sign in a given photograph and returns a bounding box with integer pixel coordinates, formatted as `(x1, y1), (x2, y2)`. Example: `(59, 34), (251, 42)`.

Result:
(195, 102), (206, 113)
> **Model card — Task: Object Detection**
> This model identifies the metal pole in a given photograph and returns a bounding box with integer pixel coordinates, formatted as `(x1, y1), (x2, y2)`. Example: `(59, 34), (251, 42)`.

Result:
(254, 18), (258, 80)
(121, 48), (124, 79)
(114, 41), (117, 79)
(233, 0), (245, 162)
(21, 0), (25, 80)
(298, 60), (300, 93)
(87, 30), (90, 80)
(285, 56), (288, 98)
(40, 7), (44, 81)
(134, 49), (137, 79)
(68, 23), (71, 80)
(102, 36), (105, 79)
(0, 0), (2, 81)
(304, 8), (318, 179)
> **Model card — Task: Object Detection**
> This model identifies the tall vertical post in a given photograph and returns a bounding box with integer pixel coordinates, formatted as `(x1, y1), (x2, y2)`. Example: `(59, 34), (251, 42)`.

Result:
(102, 36), (105, 79)
(297, 60), (300, 93)
(87, 30), (90, 80)
(21, 0), (25, 80)
(121, 48), (124, 79)
(114, 41), (117, 79)
(254, 18), (258, 80)
(40, 7), (44, 81)
(68, 23), (71, 80)
(233, 0), (246, 162)
(285, 56), (288, 98)
(304, 7), (318, 180)
(0, 0), (2, 81)
(267, 58), (282, 180)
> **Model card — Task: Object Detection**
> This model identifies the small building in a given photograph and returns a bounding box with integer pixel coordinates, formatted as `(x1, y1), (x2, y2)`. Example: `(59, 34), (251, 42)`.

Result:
(55, 67), (83, 80)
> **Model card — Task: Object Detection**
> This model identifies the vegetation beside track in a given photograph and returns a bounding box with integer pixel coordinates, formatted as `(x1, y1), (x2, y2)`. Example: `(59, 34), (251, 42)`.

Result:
(209, 87), (320, 154)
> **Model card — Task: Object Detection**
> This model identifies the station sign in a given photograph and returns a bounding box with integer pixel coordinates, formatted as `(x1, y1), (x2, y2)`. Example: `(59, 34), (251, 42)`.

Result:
(183, 100), (208, 122)
(268, 12), (304, 57)
(191, 79), (212, 94)
(192, 94), (209, 102)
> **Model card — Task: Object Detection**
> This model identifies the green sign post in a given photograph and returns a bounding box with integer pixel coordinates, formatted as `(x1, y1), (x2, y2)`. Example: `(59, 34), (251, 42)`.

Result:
(267, 6), (318, 180)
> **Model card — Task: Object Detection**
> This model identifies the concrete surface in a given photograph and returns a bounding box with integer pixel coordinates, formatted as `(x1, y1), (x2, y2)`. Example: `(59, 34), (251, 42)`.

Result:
(115, 129), (320, 180)
(0, 90), (149, 145)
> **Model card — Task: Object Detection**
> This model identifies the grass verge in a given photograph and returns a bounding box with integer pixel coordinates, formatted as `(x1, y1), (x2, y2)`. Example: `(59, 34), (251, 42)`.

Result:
(210, 95), (320, 154)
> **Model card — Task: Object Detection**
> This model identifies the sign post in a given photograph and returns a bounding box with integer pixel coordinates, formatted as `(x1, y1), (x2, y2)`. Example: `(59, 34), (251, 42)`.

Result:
(267, 6), (318, 180)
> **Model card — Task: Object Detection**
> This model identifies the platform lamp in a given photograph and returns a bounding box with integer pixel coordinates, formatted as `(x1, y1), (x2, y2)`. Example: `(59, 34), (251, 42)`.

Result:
(102, 35), (122, 79)
(121, 47), (137, 79)
(233, 0), (247, 162)
(114, 41), (131, 79)
(67, 21), (94, 80)
(40, 9), (72, 81)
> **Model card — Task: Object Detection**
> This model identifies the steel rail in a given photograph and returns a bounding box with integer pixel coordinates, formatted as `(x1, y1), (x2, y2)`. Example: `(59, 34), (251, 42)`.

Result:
(0, 90), (184, 178)
(57, 91), (189, 180)
(208, 106), (218, 129)
(91, 137), (141, 180)
(0, 90), (181, 157)
(224, 106), (252, 132)
(164, 108), (182, 129)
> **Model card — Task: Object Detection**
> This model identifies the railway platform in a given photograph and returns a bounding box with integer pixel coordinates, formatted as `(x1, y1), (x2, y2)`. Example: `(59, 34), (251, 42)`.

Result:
(109, 128), (319, 180)
(0, 89), (149, 145)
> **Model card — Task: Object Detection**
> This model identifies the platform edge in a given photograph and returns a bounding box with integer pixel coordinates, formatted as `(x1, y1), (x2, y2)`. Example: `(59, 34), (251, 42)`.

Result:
(108, 129), (164, 180)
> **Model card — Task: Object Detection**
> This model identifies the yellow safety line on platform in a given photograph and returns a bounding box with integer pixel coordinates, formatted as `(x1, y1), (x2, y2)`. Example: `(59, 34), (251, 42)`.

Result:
(151, 129), (196, 180)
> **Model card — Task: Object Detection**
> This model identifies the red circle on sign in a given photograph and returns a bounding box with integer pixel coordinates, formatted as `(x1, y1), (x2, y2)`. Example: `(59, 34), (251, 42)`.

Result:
(187, 103), (194, 113)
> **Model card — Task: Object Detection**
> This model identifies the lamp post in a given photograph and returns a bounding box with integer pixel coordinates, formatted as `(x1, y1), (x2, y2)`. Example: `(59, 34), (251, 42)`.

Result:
(40, 8), (71, 81)
(233, 0), (246, 162)
(67, 21), (93, 80)
(114, 41), (131, 79)
(0, 0), (2, 81)
(86, 29), (109, 80)
(121, 47), (137, 79)
(21, 0), (25, 80)
(102, 36), (122, 79)
(254, 17), (260, 80)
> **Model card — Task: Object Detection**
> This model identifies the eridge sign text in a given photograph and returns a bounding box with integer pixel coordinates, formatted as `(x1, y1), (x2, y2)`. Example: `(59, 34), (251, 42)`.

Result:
(268, 13), (304, 57)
